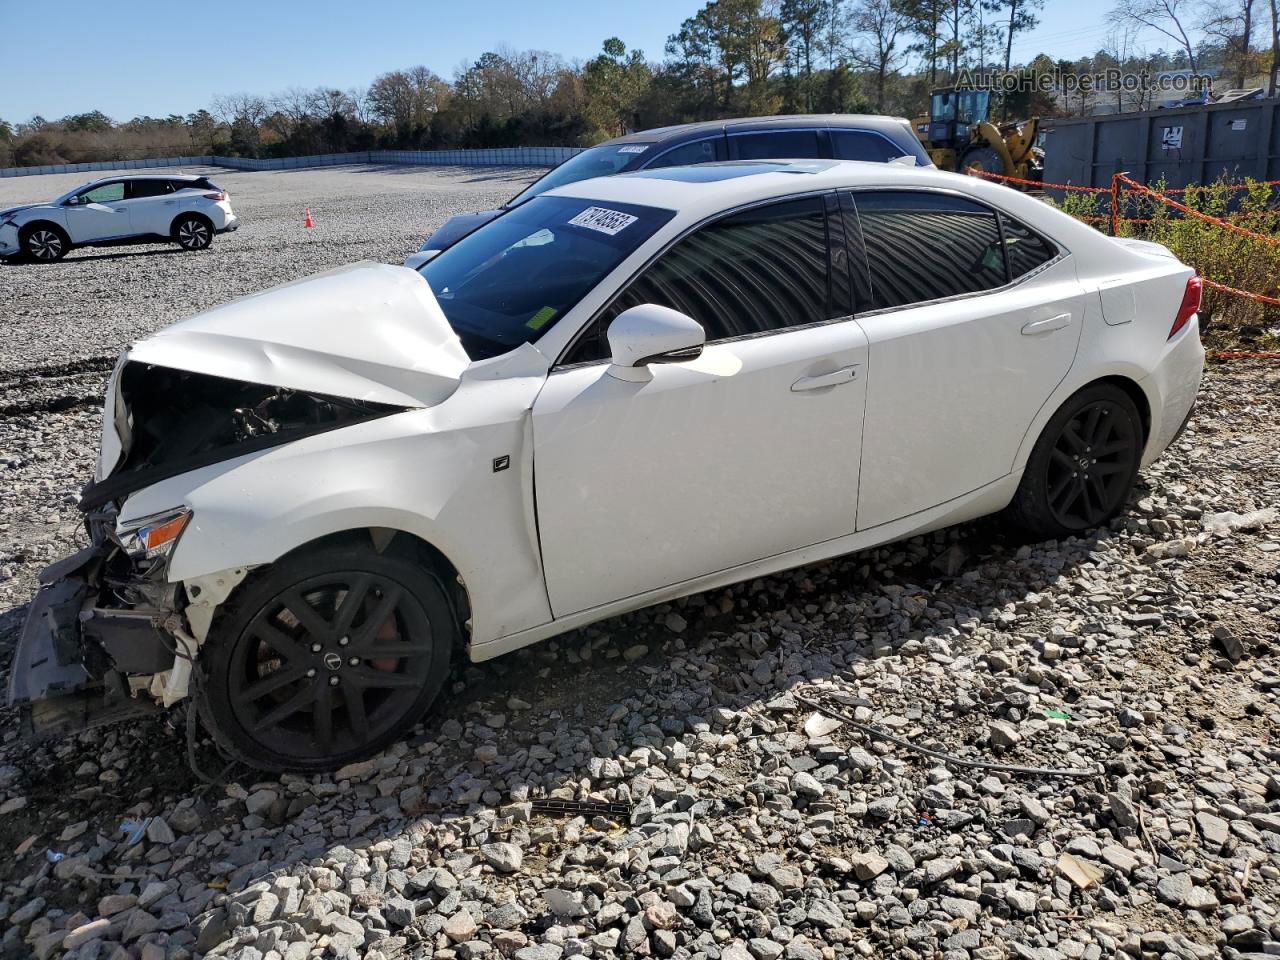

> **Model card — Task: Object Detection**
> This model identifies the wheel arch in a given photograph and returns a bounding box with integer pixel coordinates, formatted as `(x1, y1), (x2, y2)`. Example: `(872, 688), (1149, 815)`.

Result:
(182, 524), (474, 651)
(170, 210), (214, 237)
(1013, 370), (1154, 475)
(19, 219), (70, 242)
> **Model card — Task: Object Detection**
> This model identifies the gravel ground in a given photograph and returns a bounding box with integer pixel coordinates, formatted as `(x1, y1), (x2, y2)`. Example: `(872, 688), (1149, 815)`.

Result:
(1, 166), (1279, 960)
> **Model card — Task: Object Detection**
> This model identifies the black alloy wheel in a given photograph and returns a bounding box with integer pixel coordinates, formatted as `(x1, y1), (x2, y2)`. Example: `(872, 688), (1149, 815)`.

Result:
(200, 545), (454, 771)
(1008, 382), (1144, 540)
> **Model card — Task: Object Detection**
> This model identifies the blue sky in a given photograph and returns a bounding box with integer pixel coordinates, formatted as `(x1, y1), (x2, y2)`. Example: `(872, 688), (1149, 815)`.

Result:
(2, 0), (1193, 123)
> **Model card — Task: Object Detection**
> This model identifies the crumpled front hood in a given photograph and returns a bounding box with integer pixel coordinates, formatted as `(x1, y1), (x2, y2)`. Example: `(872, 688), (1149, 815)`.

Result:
(127, 262), (470, 408)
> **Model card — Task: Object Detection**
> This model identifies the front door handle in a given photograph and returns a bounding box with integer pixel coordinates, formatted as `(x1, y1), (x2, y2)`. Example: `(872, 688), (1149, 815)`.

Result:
(1021, 313), (1072, 336)
(164, 200), (177, 205)
(792, 364), (861, 392)
(112, 208), (129, 213)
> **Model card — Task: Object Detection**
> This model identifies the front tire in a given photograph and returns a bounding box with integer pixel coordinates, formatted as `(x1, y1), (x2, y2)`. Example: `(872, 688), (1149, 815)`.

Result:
(1008, 383), (1144, 540)
(198, 544), (455, 772)
(173, 214), (213, 251)
(21, 224), (69, 262)
(960, 145), (1004, 177)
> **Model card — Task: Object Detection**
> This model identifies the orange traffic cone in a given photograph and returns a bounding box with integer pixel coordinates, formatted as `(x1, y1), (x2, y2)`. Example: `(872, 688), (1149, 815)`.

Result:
(303, 207), (314, 229)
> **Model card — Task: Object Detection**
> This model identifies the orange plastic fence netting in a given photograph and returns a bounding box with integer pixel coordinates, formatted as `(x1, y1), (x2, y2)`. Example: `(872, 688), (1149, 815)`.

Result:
(966, 169), (1107, 192)
(968, 167), (1280, 195)
(1200, 277), (1280, 306)
(1113, 174), (1280, 248)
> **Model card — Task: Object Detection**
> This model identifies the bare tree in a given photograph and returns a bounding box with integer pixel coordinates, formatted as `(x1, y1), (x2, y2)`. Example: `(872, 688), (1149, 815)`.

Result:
(850, 0), (909, 109)
(1202, 0), (1257, 86)
(1108, 0), (1199, 72)
(210, 93), (268, 129)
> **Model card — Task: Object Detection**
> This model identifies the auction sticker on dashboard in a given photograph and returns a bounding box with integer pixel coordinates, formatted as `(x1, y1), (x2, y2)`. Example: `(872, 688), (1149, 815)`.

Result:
(569, 207), (639, 235)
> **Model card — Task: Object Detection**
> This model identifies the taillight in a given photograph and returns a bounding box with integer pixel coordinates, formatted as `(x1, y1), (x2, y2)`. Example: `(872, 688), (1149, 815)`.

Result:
(204, 191), (226, 201)
(1169, 275), (1202, 340)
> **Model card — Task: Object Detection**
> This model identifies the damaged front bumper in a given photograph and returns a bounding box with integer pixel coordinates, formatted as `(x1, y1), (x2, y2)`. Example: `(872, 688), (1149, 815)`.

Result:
(8, 539), (178, 740)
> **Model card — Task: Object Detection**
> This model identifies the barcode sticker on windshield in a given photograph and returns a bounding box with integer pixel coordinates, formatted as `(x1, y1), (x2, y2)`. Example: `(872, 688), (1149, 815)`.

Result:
(618, 145), (647, 154)
(569, 206), (638, 235)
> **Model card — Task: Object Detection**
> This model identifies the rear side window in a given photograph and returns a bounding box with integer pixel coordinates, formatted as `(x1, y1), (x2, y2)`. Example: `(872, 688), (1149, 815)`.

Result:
(852, 191), (1006, 310)
(646, 138), (723, 169)
(580, 196), (832, 357)
(128, 180), (174, 198)
(1001, 216), (1056, 278)
(730, 130), (822, 160)
(830, 130), (906, 163)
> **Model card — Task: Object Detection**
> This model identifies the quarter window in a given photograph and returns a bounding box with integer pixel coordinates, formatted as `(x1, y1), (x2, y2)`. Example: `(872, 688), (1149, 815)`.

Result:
(1001, 215), (1056, 278)
(567, 196), (834, 364)
(852, 191), (1006, 310)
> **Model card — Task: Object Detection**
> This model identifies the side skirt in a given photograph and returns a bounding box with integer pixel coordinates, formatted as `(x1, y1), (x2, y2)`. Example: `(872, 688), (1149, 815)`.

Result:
(470, 471), (1022, 662)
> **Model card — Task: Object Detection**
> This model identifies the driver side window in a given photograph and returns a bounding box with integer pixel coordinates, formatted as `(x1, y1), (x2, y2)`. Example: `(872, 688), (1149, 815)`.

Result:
(563, 195), (834, 364)
(76, 182), (125, 204)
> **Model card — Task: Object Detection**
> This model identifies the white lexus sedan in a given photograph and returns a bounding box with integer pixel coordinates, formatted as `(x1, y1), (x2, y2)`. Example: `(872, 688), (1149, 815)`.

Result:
(9, 159), (1204, 771)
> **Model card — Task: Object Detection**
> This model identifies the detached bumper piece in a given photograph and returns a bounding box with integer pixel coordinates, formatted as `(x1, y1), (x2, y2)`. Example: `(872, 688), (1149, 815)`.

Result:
(8, 544), (167, 740)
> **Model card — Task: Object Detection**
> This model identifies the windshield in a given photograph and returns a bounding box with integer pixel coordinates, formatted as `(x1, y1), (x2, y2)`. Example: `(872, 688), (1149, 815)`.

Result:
(420, 195), (675, 359)
(506, 143), (652, 208)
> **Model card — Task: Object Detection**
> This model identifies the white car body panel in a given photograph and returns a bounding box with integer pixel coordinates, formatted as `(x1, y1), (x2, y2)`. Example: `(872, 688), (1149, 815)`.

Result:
(64, 197), (131, 243)
(533, 319), (868, 617)
(854, 259), (1086, 529)
(82, 160), (1202, 662)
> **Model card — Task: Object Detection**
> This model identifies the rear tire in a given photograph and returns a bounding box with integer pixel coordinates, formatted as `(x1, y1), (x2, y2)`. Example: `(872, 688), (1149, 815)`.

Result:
(173, 214), (213, 251)
(1007, 383), (1144, 541)
(20, 224), (69, 262)
(198, 544), (455, 772)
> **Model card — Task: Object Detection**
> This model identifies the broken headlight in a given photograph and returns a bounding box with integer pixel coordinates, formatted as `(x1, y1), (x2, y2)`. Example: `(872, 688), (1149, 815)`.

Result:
(117, 508), (192, 561)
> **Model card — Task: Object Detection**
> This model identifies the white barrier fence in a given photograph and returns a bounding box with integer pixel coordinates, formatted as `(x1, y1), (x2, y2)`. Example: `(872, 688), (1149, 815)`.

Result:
(0, 147), (584, 179)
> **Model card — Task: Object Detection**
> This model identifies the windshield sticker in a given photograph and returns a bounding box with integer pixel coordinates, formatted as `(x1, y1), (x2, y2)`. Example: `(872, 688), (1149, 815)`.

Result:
(618, 145), (647, 154)
(526, 306), (558, 331)
(569, 206), (639, 235)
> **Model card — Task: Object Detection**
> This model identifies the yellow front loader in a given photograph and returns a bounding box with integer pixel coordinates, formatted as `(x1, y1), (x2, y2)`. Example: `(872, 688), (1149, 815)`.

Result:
(914, 87), (1043, 182)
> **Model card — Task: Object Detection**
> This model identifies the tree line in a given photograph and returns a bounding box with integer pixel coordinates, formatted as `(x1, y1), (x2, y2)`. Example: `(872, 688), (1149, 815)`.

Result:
(0, 0), (1272, 169)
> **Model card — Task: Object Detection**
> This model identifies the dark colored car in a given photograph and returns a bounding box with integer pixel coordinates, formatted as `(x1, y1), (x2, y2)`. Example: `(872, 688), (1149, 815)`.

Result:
(407, 114), (932, 262)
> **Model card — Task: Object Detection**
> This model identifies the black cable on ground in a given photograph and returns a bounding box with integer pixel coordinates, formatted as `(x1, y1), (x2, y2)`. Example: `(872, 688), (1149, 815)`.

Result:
(792, 691), (1097, 779)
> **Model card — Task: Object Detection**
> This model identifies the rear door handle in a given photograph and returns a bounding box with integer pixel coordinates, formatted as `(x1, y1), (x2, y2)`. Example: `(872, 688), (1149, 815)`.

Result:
(164, 200), (177, 205)
(1021, 313), (1072, 336)
(792, 364), (860, 392)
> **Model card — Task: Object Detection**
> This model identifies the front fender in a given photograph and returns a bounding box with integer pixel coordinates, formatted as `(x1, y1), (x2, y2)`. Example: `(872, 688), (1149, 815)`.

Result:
(118, 398), (552, 647)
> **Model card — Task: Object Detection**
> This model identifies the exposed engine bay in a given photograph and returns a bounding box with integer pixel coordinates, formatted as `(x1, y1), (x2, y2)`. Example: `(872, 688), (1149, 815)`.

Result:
(10, 361), (406, 738)
(82, 362), (403, 508)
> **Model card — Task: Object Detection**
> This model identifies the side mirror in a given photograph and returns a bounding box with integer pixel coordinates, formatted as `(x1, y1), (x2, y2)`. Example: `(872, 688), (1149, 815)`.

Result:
(63, 195), (82, 206)
(607, 304), (705, 373)
(404, 248), (441, 270)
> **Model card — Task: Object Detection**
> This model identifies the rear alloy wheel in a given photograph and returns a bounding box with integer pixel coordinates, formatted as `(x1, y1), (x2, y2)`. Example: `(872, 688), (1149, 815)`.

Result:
(199, 545), (454, 771)
(22, 226), (68, 262)
(1008, 383), (1143, 540)
(174, 215), (213, 251)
